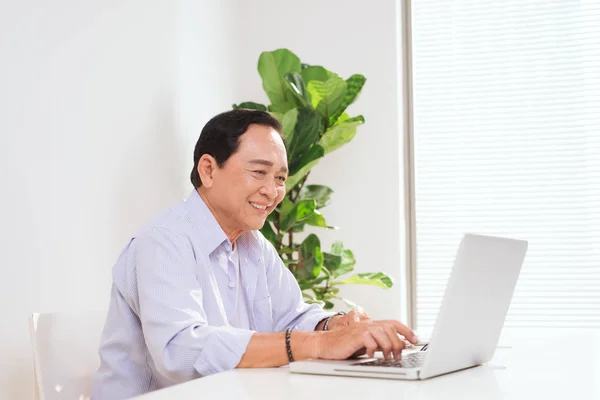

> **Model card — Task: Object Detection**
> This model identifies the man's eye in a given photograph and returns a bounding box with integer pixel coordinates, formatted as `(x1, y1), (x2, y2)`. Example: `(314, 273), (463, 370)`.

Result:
(277, 176), (287, 182)
(253, 170), (267, 175)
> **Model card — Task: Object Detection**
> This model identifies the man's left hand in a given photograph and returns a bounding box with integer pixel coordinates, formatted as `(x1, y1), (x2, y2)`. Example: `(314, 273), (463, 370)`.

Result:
(328, 310), (419, 346)
(327, 309), (371, 330)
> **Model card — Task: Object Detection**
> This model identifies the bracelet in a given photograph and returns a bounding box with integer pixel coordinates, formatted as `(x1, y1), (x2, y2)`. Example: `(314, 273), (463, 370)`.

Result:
(285, 328), (294, 363)
(323, 311), (346, 331)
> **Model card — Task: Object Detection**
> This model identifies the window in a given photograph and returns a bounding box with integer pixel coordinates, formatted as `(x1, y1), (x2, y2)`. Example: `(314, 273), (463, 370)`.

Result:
(410, 0), (600, 333)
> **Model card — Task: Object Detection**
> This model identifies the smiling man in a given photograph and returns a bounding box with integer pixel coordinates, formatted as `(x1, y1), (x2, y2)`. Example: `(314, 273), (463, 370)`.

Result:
(91, 109), (417, 399)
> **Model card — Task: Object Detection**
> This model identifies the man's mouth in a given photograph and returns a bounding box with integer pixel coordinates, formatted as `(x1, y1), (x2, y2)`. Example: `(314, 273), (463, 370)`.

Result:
(249, 201), (270, 211)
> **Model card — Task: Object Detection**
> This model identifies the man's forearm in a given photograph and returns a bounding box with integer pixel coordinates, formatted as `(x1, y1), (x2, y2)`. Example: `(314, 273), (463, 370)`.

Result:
(236, 331), (321, 368)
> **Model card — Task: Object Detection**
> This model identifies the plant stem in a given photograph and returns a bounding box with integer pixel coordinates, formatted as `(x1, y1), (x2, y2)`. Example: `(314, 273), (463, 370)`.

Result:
(287, 229), (294, 260)
(291, 172), (310, 203)
(274, 213), (282, 250)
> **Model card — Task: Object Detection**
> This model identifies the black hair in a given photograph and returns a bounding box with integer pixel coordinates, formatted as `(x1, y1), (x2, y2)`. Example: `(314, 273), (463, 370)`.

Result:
(190, 109), (283, 188)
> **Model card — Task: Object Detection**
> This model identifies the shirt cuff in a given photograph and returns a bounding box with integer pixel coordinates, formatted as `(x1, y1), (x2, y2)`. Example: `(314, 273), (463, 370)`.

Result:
(194, 326), (255, 376)
(293, 306), (335, 332)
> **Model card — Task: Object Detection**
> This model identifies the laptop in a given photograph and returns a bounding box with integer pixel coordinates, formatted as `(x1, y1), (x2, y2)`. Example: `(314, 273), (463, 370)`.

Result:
(290, 233), (528, 380)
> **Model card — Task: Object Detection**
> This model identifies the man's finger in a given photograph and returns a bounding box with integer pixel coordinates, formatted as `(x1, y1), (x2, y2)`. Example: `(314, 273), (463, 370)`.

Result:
(384, 324), (405, 360)
(379, 320), (418, 344)
(363, 332), (378, 358)
(369, 326), (393, 360)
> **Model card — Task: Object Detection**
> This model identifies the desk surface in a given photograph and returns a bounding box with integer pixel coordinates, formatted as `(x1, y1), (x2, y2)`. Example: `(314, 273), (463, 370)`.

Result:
(134, 330), (600, 400)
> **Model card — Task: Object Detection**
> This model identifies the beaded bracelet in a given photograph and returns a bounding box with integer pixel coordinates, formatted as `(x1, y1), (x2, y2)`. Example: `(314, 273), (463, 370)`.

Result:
(285, 328), (294, 362)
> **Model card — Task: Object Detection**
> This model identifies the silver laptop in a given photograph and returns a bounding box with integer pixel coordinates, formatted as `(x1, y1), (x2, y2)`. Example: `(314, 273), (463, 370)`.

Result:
(290, 233), (528, 380)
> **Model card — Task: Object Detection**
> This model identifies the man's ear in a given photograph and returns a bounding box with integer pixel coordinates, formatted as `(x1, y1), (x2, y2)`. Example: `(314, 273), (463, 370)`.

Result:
(197, 154), (218, 189)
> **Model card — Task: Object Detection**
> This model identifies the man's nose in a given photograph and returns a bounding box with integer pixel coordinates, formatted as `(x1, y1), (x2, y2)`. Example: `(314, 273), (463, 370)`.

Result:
(260, 179), (278, 199)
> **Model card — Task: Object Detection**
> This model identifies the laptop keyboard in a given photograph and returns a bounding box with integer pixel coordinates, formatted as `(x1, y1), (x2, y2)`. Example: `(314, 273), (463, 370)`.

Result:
(351, 351), (426, 368)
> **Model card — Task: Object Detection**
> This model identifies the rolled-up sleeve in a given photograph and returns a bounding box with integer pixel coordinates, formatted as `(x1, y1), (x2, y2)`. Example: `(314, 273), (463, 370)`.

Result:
(134, 228), (255, 381)
(263, 239), (334, 332)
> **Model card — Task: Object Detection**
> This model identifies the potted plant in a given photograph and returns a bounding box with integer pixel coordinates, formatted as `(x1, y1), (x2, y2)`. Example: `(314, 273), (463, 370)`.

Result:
(233, 48), (392, 310)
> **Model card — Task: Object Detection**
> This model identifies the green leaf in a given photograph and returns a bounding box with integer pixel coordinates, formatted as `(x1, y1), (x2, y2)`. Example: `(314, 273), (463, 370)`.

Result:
(328, 74), (367, 126)
(278, 198), (295, 227)
(306, 75), (347, 125)
(278, 246), (296, 255)
(323, 252), (342, 271)
(259, 221), (277, 245)
(268, 100), (297, 113)
(293, 199), (316, 220)
(284, 72), (309, 107)
(301, 65), (331, 84)
(302, 293), (325, 308)
(287, 107), (322, 162)
(342, 115), (366, 124)
(232, 101), (267, 111)
(266, 209), (278, 223)
(274, 108), (298, 145)
(271, 111), (284, 123)
(334, 112), (351, 125)
(299, 184), (334, 209)
(293, 222), (305, 232)
(318, 118), (364, 154)
(327, 287), (340, 296)
(285, 158), (321, 192)
(298, 276), (328, 290)
(304, 209), (336, 229)
(329, 242), (356, 277)
(334, 249), (356, 277)
(302, 65), (332, 84)
(258, 49), (302, 105)
(331, 241), (344, 255)
(337, 272), (394, 289)
(289, 144), (324, 177)
(298, 234), (324, 280)
(280, 199), (316, 232)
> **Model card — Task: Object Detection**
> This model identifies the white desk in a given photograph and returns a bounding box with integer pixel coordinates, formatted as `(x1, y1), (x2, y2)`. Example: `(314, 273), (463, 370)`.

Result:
(134, 331), (600, 400)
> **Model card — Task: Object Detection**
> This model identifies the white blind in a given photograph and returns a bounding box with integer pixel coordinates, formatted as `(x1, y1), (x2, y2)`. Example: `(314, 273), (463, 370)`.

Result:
(411, 0), (600, 332)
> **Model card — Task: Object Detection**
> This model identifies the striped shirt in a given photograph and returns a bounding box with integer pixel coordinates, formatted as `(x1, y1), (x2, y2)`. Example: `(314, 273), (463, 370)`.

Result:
(91, 190), (332, 399)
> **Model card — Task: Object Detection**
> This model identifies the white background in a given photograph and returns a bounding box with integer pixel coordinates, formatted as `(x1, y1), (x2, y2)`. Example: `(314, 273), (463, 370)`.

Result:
(0, 0), (405, 398)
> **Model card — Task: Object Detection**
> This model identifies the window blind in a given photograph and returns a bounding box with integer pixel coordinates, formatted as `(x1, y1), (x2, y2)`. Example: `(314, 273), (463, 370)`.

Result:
(411, 0), (600, 332)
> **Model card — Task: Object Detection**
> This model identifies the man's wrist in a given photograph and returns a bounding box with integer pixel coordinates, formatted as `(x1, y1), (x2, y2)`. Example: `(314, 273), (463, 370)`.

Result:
(323, 312), (346, 331)
(315, 316), (329, 331)
(292, 331), (322, 360)
(315, 311), (347, 331)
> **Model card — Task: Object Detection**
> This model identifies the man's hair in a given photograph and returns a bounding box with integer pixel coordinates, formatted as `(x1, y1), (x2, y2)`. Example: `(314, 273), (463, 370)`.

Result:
(190, 109), (283, 188)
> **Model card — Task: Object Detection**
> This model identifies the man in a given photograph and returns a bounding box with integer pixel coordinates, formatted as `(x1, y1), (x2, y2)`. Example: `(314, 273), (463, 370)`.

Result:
(91, 109), (418, 399)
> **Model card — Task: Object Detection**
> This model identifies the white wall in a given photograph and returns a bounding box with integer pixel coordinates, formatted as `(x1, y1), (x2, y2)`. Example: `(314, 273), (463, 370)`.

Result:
(0, 1), (239, 398)
(235, 0), (406, 321)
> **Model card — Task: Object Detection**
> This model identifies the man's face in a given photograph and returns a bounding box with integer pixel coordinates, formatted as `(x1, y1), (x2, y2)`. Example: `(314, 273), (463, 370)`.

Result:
(209, 124), (288, 232)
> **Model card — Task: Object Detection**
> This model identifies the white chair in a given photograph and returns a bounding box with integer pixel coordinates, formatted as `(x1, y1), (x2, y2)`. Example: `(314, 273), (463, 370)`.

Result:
(29, 310), (107, 400)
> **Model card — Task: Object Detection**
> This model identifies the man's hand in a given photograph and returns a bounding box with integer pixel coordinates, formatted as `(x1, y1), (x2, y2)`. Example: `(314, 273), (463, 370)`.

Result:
(326, 309), (371, 330)
(327, 311), (418, 347)
(310, 320), (419, 361)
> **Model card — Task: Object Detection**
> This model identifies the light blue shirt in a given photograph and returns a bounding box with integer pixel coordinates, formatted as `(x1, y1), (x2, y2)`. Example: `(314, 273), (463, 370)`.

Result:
(91, 190), (332, 399)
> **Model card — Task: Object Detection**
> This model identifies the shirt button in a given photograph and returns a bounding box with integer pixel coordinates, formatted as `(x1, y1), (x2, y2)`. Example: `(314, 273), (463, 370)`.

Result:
(228, 282), (236, 288)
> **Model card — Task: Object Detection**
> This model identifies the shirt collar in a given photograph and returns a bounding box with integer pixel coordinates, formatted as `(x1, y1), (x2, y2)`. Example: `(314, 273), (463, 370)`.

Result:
(183, 189), (262, 261)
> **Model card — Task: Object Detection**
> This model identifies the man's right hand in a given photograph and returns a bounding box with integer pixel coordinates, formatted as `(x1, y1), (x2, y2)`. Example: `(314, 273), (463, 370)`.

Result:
(311, 320), (418, 361)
